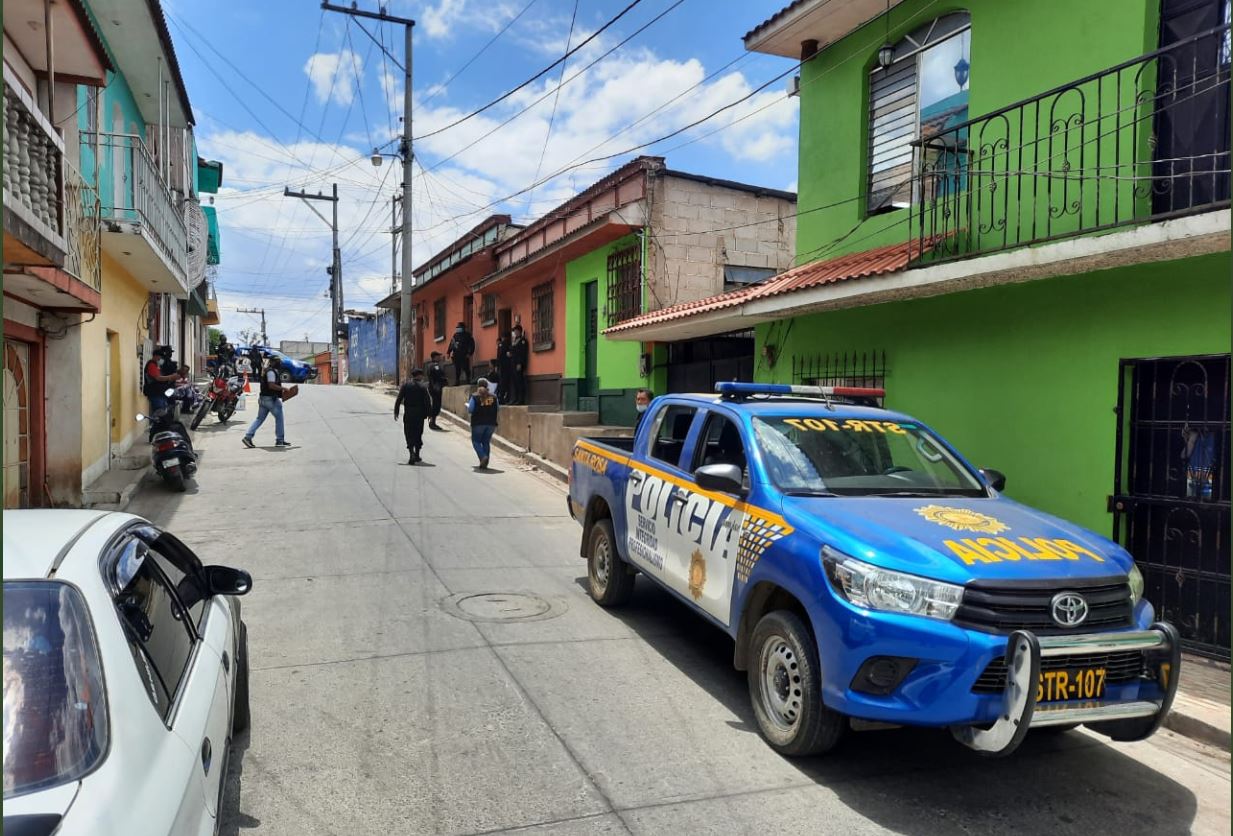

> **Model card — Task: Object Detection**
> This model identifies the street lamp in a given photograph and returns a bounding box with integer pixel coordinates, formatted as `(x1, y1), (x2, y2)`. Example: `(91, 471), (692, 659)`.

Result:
(371, 147), (383, 167)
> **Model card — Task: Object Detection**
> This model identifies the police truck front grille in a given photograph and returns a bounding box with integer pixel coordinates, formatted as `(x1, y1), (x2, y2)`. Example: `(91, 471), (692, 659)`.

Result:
(972, 650), (1146, 693)
(954, 581), (1133, 634)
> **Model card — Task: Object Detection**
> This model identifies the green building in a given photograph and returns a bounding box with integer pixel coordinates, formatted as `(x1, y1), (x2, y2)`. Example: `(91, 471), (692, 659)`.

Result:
(606, 0), (1231, 657)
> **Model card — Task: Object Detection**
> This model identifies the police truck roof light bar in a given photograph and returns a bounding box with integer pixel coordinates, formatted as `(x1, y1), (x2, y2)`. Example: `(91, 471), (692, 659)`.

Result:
(714, 382), (886, 406)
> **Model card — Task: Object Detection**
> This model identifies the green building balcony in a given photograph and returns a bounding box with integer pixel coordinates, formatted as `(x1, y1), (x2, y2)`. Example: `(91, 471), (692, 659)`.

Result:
(908, 23), (1231, 266)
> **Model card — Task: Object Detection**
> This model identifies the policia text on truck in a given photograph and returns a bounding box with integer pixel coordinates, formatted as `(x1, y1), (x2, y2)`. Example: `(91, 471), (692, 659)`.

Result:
(567, 383), (1179, 757)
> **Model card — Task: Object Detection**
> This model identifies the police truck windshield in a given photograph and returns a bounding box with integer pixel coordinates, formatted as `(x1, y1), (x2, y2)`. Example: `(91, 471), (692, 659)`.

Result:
(752, 416), (987, 497)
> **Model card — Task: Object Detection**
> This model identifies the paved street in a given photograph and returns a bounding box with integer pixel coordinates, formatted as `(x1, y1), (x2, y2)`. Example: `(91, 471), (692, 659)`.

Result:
(127, 385), (1230, 836)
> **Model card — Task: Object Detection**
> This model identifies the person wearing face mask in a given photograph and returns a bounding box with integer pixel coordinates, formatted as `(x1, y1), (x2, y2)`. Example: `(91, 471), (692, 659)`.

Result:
(447, 322), (475, 385)
(634, 388), (654, 430)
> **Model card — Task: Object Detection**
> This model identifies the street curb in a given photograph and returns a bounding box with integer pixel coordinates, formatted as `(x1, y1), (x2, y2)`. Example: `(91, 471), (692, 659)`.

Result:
(437, 408), (569, 485)
(1164, 703), (1230, 750)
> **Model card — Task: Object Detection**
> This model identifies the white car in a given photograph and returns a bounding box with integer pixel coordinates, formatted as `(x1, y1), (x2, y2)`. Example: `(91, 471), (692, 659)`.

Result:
(3, 511), (251, 835)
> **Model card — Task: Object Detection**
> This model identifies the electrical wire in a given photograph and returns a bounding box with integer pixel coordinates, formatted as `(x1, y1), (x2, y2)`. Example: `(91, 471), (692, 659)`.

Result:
(524, 0), (581, 215)
(412, 0), (648, 141)
(419, 0), (542, 108)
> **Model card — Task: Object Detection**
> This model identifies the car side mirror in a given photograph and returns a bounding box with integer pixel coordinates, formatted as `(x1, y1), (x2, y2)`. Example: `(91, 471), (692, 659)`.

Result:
(205, 565), (253, 597)
(695, 463), (746, 496)
(981, 468), (1007, 492)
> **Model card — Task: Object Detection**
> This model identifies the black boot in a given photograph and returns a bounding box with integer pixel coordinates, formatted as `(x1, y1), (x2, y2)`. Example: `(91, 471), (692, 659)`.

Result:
(408, 450), (415, 464)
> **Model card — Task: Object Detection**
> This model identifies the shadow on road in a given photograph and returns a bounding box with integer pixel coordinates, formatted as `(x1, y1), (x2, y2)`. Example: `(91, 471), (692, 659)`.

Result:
(583, 575), (1201, 835)
(220, 729), (260, 835)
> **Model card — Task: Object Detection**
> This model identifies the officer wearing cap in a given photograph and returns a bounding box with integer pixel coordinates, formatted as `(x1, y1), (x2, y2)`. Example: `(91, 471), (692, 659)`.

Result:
(395, 367), (433, 464)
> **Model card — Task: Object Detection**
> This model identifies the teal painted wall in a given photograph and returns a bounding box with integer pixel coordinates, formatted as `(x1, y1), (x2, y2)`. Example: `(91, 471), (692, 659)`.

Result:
(564, 233), (646, 391)
(795, 0), (1159, 262)
(78, 68), (146, 212)
(754, 253), (1231, 535)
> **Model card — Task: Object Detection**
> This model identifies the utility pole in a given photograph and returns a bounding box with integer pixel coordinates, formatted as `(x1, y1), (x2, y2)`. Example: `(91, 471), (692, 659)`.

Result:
(284, 184), (341, 382)
(390, 193), (402, 295)
(323, 1), (414, 382)
(236, 307), (268, 345)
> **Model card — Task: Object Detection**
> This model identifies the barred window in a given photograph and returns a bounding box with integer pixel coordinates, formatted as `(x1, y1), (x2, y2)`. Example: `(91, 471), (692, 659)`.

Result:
(479, 293), (496, 326)
(433, 299), (446, 341)
(606, 244), (641, 325)
(531, 281), (554, 350)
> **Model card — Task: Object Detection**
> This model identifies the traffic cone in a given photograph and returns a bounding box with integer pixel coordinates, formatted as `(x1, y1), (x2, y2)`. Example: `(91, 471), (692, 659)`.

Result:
(243, 374), (252, 393)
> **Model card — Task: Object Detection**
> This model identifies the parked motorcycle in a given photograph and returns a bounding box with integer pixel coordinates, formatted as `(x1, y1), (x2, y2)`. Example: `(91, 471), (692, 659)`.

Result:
(137, 388), (198, 492)
(191, 368), (244, 429)
(175, 378), (205, 416)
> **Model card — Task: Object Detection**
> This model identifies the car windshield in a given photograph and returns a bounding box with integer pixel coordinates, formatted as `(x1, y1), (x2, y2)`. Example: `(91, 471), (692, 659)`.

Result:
(3, 581), (108, 798)
(752, 415), (987, 497)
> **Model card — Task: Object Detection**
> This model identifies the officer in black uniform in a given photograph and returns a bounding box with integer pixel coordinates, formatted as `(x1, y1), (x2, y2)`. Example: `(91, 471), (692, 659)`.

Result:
(509, 324), (529, 405)
(426, 351), (448, 431)
(395, 368), (433, 464)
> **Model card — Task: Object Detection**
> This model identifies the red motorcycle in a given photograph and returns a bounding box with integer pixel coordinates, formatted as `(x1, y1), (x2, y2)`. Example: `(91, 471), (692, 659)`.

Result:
(191, 367), (245, 429)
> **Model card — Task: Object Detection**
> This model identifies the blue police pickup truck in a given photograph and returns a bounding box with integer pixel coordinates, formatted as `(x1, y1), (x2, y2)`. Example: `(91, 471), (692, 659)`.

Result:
(567, 383), (1180, 757)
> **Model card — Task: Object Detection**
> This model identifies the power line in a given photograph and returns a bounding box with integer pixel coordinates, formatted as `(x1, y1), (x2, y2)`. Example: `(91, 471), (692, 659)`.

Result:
(412, 0), (648, 141)
(344, 19), (375, 152)
(419, 0), (542, 108)
(524, 0), (581, 215)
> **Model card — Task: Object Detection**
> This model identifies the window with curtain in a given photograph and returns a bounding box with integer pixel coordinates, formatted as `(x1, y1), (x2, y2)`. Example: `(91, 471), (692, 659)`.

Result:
(867, 12), (971, 213)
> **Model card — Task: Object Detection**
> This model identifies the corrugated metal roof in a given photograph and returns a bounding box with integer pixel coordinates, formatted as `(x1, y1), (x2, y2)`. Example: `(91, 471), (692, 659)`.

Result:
(603, 238), (926, 335)
(743, 0), (811, 43)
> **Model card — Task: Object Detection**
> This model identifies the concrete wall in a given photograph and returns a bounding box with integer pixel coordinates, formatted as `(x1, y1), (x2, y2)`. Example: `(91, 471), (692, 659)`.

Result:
(80, 252), (151, 487)
(649, 173), (796, 309)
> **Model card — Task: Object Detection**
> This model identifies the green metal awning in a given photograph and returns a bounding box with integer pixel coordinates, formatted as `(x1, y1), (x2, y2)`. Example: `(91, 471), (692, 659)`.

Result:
(187, 282), (209, 317)
(203, 205), (221, 264)
(198, 158), (223, 194)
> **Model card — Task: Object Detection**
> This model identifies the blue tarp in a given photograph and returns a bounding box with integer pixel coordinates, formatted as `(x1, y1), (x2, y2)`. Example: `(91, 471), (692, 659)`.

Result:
(346, 310), (398, 382)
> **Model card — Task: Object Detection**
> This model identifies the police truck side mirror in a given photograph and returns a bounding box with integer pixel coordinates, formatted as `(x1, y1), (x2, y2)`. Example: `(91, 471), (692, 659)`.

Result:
(981, 468), (1007, 491)
(695, 464), (746, 496)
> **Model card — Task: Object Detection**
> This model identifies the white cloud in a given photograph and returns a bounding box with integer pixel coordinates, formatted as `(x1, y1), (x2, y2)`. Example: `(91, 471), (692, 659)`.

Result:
(421, 0), (467, 39)
(303, 50), (364, 106)
(196, 43), (799, 343)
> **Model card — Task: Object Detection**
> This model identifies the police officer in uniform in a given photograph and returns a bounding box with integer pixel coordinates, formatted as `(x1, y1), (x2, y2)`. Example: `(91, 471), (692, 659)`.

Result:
(509, 324), (529, 405)
(426, 351), (448, 431)
(395, 368), (433, 463)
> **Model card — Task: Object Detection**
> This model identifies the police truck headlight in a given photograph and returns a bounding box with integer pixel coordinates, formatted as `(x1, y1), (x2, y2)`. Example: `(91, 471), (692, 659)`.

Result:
(1128, 563), (1145, 605)
(822, 546), (963, 621)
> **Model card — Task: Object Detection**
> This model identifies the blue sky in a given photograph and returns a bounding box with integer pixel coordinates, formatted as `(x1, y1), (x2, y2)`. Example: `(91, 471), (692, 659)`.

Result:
(163, 0), (800, 343)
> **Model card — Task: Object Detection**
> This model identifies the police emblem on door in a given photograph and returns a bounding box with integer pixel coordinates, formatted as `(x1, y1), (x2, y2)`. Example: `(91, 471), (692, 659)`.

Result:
(689, 549), (706, 600)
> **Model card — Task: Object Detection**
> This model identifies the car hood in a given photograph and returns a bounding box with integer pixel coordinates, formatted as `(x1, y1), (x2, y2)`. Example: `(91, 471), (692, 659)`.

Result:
(780, 495), (1132, 586)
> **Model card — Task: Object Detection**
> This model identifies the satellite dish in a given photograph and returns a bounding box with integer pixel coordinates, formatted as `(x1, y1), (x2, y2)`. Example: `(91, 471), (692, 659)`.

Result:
(184, 200), (209, 282)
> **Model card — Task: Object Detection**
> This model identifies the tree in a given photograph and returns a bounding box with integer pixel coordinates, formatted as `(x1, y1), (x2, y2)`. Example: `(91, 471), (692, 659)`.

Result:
(235, 327), (262, 347)
(208, 327), (224, 352)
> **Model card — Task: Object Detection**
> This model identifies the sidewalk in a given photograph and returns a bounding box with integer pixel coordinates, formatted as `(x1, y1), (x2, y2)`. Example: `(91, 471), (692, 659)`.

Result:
(1169, 653), (1230, 750)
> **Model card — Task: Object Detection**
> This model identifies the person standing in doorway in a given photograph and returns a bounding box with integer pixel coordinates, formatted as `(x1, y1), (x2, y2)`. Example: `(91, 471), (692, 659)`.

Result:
(242, 356), (289, 448)
(496, 334), (514, 404)
(447, 322), (475, 385)
(634, 388), (654, 430)
(426, 351), (448, 431)
(466, 378), (499, 469)
(395, 368), (433, 464)
(509, 324), (529, 405)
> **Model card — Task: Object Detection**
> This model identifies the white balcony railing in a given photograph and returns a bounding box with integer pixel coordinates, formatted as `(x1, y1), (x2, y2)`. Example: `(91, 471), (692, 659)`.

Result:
(85, 131), (188, 286)
(3, 64), (66, 258)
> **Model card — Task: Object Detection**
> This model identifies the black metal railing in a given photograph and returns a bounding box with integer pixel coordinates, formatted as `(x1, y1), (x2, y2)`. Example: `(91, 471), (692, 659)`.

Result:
(791, 350), (886, 403)
(910, 24), (1231, 264)
(606, 243), (642, 326)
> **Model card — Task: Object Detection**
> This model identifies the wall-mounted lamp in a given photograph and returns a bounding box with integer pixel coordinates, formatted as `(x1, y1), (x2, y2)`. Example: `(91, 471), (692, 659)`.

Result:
(877, 0), (894, 69)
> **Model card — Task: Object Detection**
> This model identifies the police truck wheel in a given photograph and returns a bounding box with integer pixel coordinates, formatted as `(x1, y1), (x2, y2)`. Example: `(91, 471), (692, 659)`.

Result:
(749, 610), (845, 757)
(587, 518), (634, 607)
(280, 371), (291, 383)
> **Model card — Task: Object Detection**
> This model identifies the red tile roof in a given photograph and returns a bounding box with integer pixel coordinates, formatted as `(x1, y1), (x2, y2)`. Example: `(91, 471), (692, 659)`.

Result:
(604, 238), (926, 335)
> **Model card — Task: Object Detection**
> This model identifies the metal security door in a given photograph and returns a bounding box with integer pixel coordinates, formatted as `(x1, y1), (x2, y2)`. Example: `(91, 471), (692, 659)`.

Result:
(1111, 354), (1231, 659)
(583, 282), (599, 398)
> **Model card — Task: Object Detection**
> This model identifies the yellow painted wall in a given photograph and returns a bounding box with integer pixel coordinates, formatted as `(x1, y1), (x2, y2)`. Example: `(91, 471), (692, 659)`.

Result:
(81, 252), (150, 477)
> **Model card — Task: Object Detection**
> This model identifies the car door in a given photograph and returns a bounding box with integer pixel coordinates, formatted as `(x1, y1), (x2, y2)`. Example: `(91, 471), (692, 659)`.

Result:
(624, 403), (709, 605)
(111, 535), (226, 831)
(683, 410), (752, 625)
(143, 534), (233, 822)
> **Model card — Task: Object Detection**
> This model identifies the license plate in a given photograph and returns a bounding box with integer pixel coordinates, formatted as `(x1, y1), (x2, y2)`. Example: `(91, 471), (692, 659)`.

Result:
(164, 457), (181, 467)
(1038, 667), (1106, 702)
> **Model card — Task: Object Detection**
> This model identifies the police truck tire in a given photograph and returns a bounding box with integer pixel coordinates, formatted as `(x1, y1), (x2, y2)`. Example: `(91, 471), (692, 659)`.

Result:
(280, 371), (291, 383)
(587, 518), (634, 607)
(749, 610), (845, 757)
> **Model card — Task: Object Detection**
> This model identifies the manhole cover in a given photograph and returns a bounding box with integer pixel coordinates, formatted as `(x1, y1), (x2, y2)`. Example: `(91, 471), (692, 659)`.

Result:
(441, 592), (567, 623)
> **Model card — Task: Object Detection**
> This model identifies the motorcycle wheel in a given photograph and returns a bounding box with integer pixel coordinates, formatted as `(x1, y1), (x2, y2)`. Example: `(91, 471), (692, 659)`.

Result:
(163, 465), (187, 492)
(217, 404), (235, 423)
(191, 399), (212, 430)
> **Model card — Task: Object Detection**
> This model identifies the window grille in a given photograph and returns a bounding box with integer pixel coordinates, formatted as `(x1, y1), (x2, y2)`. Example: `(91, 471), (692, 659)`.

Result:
(606, 244), (642, 325)
(531, 281), (554, 349)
